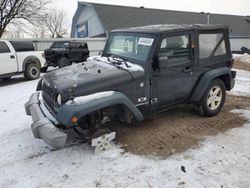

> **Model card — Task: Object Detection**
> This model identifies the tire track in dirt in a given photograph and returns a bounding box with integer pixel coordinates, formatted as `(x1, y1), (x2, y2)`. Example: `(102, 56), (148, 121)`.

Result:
(234, 60), (250, 71)
(111, 95), (250, 157)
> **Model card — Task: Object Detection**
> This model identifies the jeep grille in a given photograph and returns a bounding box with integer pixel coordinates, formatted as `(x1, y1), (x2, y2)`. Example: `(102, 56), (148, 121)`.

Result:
(41, 84), (59, 115)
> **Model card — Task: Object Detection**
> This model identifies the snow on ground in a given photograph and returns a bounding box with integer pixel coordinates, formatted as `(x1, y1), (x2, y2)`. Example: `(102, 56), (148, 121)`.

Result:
(229, 69), (250, 96)
(0, 68), (250, 188)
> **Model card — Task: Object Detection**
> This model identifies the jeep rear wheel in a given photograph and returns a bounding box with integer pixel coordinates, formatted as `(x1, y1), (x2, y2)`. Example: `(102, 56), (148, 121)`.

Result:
(58, 57), (70, 68)
(198, 79), (226, 117)
(24, 63), (40, 80)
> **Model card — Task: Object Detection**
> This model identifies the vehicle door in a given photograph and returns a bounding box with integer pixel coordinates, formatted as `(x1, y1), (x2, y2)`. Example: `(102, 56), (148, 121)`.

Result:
(0, 42), (17, 75)
(151, 31), (196, 110)
(68, 42), (83, 62)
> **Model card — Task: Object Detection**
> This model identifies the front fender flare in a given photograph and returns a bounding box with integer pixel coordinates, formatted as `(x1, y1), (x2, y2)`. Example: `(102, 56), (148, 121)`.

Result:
(56, 91), (144, 126)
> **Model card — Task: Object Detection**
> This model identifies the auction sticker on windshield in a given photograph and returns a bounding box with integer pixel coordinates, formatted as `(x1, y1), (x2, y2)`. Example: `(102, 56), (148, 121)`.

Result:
(138, 38), (154, 46)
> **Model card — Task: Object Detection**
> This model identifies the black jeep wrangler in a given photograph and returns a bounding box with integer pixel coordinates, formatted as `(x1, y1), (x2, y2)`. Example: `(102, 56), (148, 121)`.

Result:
(25, 24), (236, 149)
(43, 41), (90, 71)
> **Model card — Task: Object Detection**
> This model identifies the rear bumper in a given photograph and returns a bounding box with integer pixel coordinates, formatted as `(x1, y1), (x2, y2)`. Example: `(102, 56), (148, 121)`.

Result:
(25, 92), (67, 148)
(230, 70), (236, 90)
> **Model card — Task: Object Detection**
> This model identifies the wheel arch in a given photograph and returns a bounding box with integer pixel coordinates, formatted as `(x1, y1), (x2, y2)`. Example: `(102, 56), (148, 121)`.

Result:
(56, 91), (144, 126)
(190, 67), (233, 102)
(22, 56), (41, 72)
(56, 53), (69, 61)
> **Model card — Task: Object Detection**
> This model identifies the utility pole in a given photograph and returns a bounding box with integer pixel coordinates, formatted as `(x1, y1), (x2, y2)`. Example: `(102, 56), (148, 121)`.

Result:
(207, 13), (210, 24)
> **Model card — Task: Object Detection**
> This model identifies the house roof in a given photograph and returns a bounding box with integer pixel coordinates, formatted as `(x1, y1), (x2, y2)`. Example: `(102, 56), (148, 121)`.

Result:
(72, 2), (250, 37)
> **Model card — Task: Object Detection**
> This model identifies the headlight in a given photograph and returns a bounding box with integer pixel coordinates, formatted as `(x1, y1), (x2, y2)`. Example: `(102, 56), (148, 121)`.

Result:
(57, 94), (62, 105)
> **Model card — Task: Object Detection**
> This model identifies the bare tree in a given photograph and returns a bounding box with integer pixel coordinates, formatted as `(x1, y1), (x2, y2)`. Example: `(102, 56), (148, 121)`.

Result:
(36, 8), (69, 38)
(0, 0), (51, 38)
(3, 24), (26, 39)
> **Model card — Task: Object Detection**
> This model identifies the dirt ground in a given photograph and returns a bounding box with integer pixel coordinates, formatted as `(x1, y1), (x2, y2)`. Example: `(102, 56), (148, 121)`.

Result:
(234, 59), (250, 71)
(110, 61), (250, 158)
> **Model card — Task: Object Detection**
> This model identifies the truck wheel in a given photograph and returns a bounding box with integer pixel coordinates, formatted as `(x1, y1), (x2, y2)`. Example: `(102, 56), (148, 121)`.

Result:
(24, 63), (40, 80)
(58, 57), (70, 68)
(198, 79), (226, 117)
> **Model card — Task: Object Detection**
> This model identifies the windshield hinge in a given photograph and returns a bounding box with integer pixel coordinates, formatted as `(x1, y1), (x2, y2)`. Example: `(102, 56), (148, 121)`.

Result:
(150, 98), (158, 104)
(68, 88), (74, 100)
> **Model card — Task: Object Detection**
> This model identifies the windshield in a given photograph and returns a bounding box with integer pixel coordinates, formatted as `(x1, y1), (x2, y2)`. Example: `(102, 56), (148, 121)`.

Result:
(51, 42), (69, 49)
(104, 33), (155, 61)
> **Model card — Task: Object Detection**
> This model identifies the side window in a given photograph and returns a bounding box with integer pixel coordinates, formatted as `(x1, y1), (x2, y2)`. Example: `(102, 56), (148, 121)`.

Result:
(159, 35), (190, 59)
(199, 33), (226, 59)
(0, 42), (10, 53)
(76, 42), (84, 49)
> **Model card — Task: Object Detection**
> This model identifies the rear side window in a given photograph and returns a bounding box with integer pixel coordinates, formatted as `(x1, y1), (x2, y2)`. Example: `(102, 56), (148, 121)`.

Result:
(0, 42), (10, 53)
(10, 41), (35, 52)
(76, 42), (86, 49)
(199, 33), (226, 59)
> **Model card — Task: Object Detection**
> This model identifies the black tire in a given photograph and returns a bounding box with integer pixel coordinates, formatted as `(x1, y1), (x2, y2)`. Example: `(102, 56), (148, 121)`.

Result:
(1, 77), (11, 81)
(198, 79), (226, 117)
(58, 57), (70, 68)
(24, 63), (40, 80)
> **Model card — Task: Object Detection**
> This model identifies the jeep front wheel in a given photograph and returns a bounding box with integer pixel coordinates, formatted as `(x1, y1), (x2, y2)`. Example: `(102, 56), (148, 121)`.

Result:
(198, 79), (226, 117)
(58, 57), (70, 68)
(24, 63), (40, 80)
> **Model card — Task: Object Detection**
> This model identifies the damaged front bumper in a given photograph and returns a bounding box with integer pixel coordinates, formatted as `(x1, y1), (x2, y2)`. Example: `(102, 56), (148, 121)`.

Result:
(25, 92), (67, 148)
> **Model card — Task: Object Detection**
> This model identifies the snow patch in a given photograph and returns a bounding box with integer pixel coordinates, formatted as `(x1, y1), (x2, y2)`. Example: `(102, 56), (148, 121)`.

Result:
(88, 56), (144, 72)
(69, 91), (115, 105)
(229, 69), (250, 96)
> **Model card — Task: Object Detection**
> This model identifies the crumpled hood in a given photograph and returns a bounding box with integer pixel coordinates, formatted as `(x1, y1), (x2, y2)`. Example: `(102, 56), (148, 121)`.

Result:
(43, 59), (145, 99)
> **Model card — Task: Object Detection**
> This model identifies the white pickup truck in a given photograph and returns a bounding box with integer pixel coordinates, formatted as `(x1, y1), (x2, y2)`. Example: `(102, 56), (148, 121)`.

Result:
(0, 40), (46, 80)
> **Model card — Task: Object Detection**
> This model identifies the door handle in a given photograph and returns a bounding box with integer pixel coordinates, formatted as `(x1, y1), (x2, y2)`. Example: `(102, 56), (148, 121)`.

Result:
(10, 55), (15, 59)
(183, 67), (192, 73)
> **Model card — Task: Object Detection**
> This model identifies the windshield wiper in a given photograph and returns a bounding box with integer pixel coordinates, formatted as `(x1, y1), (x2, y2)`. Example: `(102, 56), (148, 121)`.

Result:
(101, 53), (131, 68)
(110, 55), (131, 68)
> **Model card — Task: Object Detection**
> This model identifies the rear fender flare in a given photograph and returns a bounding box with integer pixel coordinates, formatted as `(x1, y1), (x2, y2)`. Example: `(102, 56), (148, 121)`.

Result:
(190, 67), (234, 102)
(56, 91), (144, 126)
